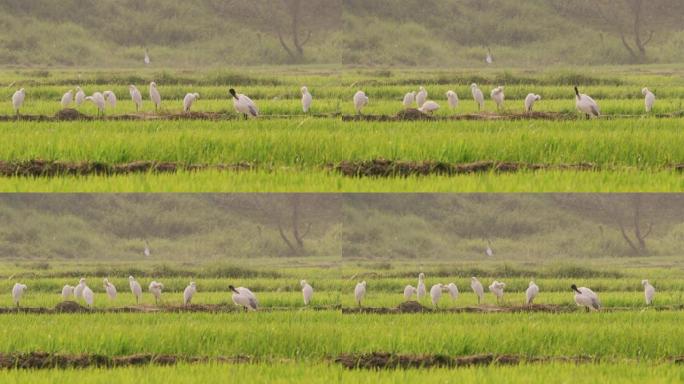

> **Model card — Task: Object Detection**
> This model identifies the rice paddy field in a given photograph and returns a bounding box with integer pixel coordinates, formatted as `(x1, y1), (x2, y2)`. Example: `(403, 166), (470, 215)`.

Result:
(1, 66), (683, 192)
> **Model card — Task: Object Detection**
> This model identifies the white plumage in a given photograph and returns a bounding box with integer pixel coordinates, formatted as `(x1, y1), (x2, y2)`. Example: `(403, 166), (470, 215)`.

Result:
(61, 90), (74, 108)
(642, 88), (655, 113)
(11, 88), (25, 115)
(149, 82), (162, 111)
(74, 278), (87, 300)
(642, 280), (655, 305)
(103, 278), (117, 300)
(471, 277), (484, 304)
(75, 87), (86, 106)
(103, 91), (117, 108)
(61, 285), (75, 301)
(574, 87), (600, 118)
(446, 90), (459, 110)
(571, 284), (601, 311)
(129, 276), (143, 304)
(184, 282), (197, 306)
(301, 86), (313, 113)
(144, 49), (151, 65)
(353, 90), (369, 115)
(230, 88), (259, 118)
(489, 280), (506, 304)
(524, 93), (541, 113)
(301, 280), (314, 306)
(430, 283), (444, 308)
(354, 281), (366, 307)
(446, 283), (459, 301)
(183, 93), (200, 113)
(491, 86), (505, 110)
(403, 285), (417, 300)
(149, 281), (164, 304)
(417, 273), (427, 300)
(419, 101), (440, 115)
(416, 87), (428, 107)
(402, 92), (416, 109)
(526, 281), (539, 305)
(83, 285), (94, 308)
(230, 285), (258, 311)
(471, 84), (485, 111)
(12, 283), (27, 307)
(129, 85), (143, 112)
(85, 92), (106, 115)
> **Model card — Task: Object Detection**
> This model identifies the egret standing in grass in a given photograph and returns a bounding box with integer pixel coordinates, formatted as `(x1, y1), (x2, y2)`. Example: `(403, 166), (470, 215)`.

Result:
(85, 92), (106, 116)
(571, 284), (601, 311)
(61, 285), (75, 301)
(416, 87), (428, 108)
(485, 48), (493, 64)
(61, 90), (74, 108)
(642, 88), (655, 113)
(149, 82), (162, 112)
(74, 278), (87, 301)
(417, 273), (427, 301)
(11, 88), (25, 115)
(402, 91), (416, 109)
(83, 285), (94, 308)
(144, 48), (151, 65)
(574, 86), (600, 118)
(353, 90), (369, 115)
(301, 86), (313, 113)
(403, 285), (417, 300)
(129, 276), (143, 304)
(526, 281), (539, 305)
(229, 88), (259, 119)
(143, 240), (151, 257)
(103, 278), (117, 300)
(183, 93), (200, 113)
(446, 90), (459, 110)
(471, 277), (484, 304)
(485, 241), (494, 257)
(301, 280), (314, 306)
(642, 280), (655, 305)
(149, 281), (164, 305)
(446, 283), (459, 302)
(12, 283), (27, 307)
(418, 100), (440, 115)
(229, 285), (258, 311)
(354, 281), (366, 307)
(129, 85), (143, 112)
(489, 281), (506, 304)
(471, 84), (485, 111)
(75, 86), (85, 107)
(103, 91), (117, 109)
(183, 282), (197, 306)
(524, 94), (541, 113)
(430, 283), (444, 308)
(491, 86), (505, 111)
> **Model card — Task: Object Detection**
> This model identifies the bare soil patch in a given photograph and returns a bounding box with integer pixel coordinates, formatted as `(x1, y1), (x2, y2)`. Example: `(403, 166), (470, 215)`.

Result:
(0, 352), (251, 369)
(342, 302), (580, 314)
(0, 160), (253, 177)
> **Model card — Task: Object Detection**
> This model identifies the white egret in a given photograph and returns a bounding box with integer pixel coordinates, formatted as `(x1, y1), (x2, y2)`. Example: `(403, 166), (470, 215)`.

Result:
(353, 90), (369, 115)
(642, 88), (655, 113)
(301, 280), (314, 306)
(490, 86), (505, 111)
(129, 276), (143, 304)
(301, 86), (313, 113)
(144, 49), (151, 65)
(525, 281), (539, 305)
(103, 91), (117, 108)
(229, 285), (258, 311)
(183, 93), (200, 113)
(571, 284), (601, 311)
(403, 285), (417, 300)
(485, 240), (494, 257)
(430, 283), (444, 308)
(11, 88), (25, 115)
(12, 283), (27, 307)
(149, 281), (164, 304)
(446, 90), (458, 110)
(143, 240), (151, 257)
(183, 282), (197, 306)
(574, 87), (600, 118)
(446, 283), (459, 302)
(83, 285), (94, 308)
(416, 87), (428, 108)
(149, 82), (162, 112)
(74, 278), (87, 300)
(229, 88), (259, 118)
(642, 280), (655, 305)
(103, 278), (117, 300)
(129, 85), (143, 112)
(485, 48), (493, 64)
(75, 87), (85, 106)
(85, 92), (106, 116)
(354, 281), (366, 307)
(471, 84), (485, 111)
(524, 94), (541, 113)
(471, 277), (484, 304)
(417, 273), (427, 300)
(61, 285), (75, 301)
(418, 101), (440, 115)
(61, 90), (74, 108)
(489, 281), (506, 304)
(402, 91), (416, 109)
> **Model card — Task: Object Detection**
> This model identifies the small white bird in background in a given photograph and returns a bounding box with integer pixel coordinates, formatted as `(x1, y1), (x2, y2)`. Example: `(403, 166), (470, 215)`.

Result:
(354, 281), (366, 307)
(12, 283), (27, 307)
(230, 88), (259, 118)
(75, 86), (86, 106)
(402, 91), (416, 109)
(74, 278), (87, 300)
(11, 88), (25, 115)
(144, 48), (151, 65)
(446, 283), (459, 302)
(489, 281), (506, 304)
(61, 285), (75, 301)
(301, 280), (314, 306)
(149, 281), (164, 305)
(642, 88), (655, 113)
(183, 93), (200, 113)
(430, 283), (444, 308)
(574, 86), (600, 118)
(471, 84), (485, 111)
(490, 86), (505, 111)
(129, 85), (143, 112)
(103, 91), (117, 109)
(416, 86), (428, 108)
(524, 93), (541, 113)
(417, 273), (427, 301)
(403, 285), (418, 300)
(526, 281), (539, 305)
(230, 285), (258, 311)
(129, 276), (143, 304)
(471, 277), (484, 304)
(103, 278), (117, 300)
(61, 90), (74, 108)
(144, 240), (151, 257)
(85, 92), (106, 116)
(446, 90), (459, 110)
(485, 48), (493, 64)
(353, 90), (369, 115)
(571, 284), (601, 311)
(83, 285), (94, 308)
(184, 282), (197, 306)
(301, 86), (313, 113)
(149, 82), (162, 112)
(418, 100), (440, 115)
(485, 241), (494, 257)
(642, 280), (655, 306)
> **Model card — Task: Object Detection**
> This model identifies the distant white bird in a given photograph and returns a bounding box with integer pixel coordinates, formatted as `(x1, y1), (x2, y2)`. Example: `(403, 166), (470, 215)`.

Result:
(446, 283), (459, 301)
(471, 277), (484, 304)
(417, 273), (427, 301)
(571, 284), (601, 311)
(419, 100), (440, 115)
(103, 278), (117, 300)
(129, 276), (143, 304)
(144, 49), (151, 65)
(489, 281), (506, 304)
(149, 281), (164, 304)
(61, 285), (75, 301)
(526, 281), (539, 305)
(430, 283), (444, 308)
(11, 88), (25, 115)
(353, 90), (369, 115)
(74, 278), (87, 300)
(354, 281), (366, 307)
(85, 92), (106, 116)
(485, 48), (493, 64)
(143, 240), (151, 257)
(229, 285), (258, 311)
(129, 85), (143, 112)
(83, 285), (94, 308)
(183, 93), (200, 113)
(416, 87), (428, 108)
(301, 86), (313, 113)
(61, 90), (74, 108)
(446, 90), (459, 110)
(403, 285), (418, 300)
(229, 88), (259, 118)
(402, 91), (416, 109)
(642, 280), (655, 306)
(149, 82), (162, 112)
(642, 88), (655, 113)
(485, 241), (494, 257)
(471, 84), (485, 111)
(12, 283), (27, 307)
(75, 87), (86, 106)
(491, 86), (505, 111)
(184, 282), (197, 306)
(301, 280), (314, 306)
(574, 87), (600, 118)
(524, 94), (541, 113)
(103, 91), (117, 108)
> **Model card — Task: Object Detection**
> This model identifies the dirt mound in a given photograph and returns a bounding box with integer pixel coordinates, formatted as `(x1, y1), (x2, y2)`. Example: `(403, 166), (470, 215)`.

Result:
(0, 352), (252, 369)
(397, 301), (431, 313)
(343, 304), (574, 315)
(55, 109), (91, 121)
(342, 111), (578, 122)
(54, 301), (89, 313)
